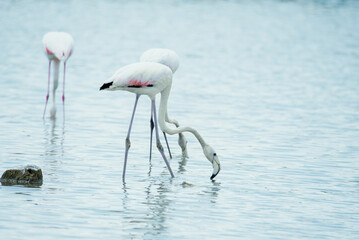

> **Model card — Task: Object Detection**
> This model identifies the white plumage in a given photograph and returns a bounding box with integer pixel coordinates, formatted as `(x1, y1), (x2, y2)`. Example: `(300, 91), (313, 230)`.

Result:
(103, 62), (172, 98)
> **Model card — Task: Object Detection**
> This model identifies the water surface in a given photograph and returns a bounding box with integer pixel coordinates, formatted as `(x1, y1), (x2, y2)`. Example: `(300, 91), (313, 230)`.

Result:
(0, 0), (359, 239)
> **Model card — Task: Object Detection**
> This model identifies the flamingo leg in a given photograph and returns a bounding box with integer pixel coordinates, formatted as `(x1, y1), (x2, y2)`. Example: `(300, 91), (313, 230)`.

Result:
(43, 60), (51, 119)
(150, 111), (172, 161)
(149, 112), (154, 161)
(123, 95), (140, 182)
(163, 132), (172, 159)
(62, 62), (66, 120)
(152, 99), (174, 178)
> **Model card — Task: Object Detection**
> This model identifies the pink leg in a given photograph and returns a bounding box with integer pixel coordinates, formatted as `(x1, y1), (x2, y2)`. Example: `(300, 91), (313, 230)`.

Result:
(123, 95), (140, 182)
(62, 62), (66, 120)
(152, 100), (174, 178)
(43, 61), (51, 119)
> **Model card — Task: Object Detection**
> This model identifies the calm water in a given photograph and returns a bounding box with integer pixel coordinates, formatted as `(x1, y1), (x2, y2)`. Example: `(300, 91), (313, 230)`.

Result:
(1, 0), (359, 239)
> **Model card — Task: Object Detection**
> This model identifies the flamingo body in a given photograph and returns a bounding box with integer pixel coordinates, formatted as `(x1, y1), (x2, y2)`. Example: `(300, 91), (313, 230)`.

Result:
(100, 62), (172, 99)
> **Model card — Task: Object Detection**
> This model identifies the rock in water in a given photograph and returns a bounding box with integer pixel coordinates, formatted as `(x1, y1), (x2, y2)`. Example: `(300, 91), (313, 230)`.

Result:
(181, 181), (194, 187)
(1, 165), (43, 186)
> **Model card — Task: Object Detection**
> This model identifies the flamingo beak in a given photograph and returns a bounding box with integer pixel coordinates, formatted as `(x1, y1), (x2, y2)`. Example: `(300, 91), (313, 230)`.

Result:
(210, 154), (220, 180)
(56, 52), (66, 61)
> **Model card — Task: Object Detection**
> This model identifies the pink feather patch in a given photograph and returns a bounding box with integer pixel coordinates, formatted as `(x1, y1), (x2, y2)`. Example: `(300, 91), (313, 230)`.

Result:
(46, 47), (54, 55)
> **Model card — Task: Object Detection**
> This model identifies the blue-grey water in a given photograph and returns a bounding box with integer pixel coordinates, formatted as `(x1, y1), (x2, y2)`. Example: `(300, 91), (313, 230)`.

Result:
(1, 0), (359, 239)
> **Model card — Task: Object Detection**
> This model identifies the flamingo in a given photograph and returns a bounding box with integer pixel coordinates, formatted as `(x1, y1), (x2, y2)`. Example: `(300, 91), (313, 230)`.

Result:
(140, 48), (188, 160)
(42, 32), (74, 119)
(99, 62), (220, 180)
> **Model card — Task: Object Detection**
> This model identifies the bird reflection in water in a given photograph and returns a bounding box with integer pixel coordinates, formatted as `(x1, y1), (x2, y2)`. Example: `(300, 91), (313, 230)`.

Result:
(43, 118), (65, 158)
(207, 181), (221, 204)
(121, 177), (172, 238)
(177, 155), (188, 175)
(120, 156), (221, 238)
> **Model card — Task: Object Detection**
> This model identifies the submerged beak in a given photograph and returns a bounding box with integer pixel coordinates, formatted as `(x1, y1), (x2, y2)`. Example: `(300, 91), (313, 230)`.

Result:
(210, 154), (221, 180)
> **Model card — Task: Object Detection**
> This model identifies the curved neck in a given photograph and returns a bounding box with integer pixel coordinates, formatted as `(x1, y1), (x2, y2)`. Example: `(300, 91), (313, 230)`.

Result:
(158, 85), (207, 149)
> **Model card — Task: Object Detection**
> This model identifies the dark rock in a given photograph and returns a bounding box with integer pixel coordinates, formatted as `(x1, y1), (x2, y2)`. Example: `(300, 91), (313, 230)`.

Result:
(1, 165), (43, 186)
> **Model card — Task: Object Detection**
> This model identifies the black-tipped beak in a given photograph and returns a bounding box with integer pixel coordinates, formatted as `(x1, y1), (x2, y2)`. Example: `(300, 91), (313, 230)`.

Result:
(210, 172), (219, 180)
(100, 81), (113, 91)
(210, 153), (220, 180)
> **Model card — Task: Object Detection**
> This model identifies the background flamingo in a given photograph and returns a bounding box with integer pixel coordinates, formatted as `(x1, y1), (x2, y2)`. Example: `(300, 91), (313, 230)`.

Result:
(42, 31), (74, 119)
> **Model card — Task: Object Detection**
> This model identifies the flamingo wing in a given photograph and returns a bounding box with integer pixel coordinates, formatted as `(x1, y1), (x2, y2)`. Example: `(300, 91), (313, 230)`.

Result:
(100, 62), (172, 91)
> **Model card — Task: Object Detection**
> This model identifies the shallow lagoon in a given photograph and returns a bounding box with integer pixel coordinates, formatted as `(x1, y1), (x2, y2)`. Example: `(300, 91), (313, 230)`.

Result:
(0, 0), (359, 239)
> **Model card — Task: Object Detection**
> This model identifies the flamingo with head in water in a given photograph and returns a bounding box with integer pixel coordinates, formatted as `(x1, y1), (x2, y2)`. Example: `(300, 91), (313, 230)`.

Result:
(42, 32), (74, 119)
(140, 48), (188, 160)
(100, 62), (220, 181)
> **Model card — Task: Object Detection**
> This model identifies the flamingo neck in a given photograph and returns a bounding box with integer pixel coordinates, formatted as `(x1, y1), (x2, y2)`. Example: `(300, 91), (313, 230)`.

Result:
(50, 59), (60, 118)
(158, 84), (207, 149)
(52, 59), (60, 91)
(165, 111), (179, 127)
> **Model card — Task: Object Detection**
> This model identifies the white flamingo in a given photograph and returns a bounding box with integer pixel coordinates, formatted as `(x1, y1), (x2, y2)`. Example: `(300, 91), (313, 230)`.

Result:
(140, 48), (188, 160)
(100, 62), (220, 181)
(42, 32), (74, 119)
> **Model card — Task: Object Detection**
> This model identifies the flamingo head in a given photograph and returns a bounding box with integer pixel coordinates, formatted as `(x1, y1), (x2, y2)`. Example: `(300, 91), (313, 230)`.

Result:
(44, 45), (73, 62)
(203, 144), (221, 180)
(55, 49), (73, 62)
